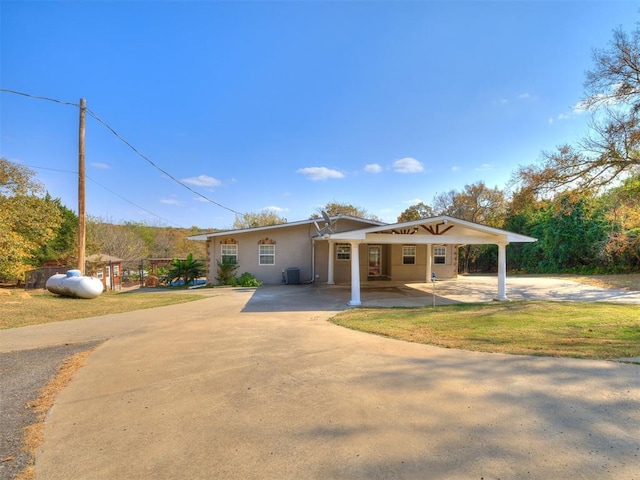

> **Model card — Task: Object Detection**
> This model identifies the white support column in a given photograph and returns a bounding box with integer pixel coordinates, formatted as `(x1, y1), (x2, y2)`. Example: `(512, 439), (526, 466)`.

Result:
(426, 244), (433, 282)
(348, 241), (361, 306)
(496, 242), (509, 301)
(327, 241), (335, 285)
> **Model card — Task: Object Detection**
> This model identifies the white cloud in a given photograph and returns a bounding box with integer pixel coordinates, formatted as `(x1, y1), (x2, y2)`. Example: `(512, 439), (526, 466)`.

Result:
(263, 205), (288, 212)
(497, 93), (534, 106)
(364, 163), (382, 173)
(90, 162), (110, 169)
(451, 165), (460, 172)
(549, 112), (573, 125)
(297, 166), (345, 181)
(475, 163), (493, 171)
(393, 157), (424, 174)
(572, 100), (591, 114)
(403, 198), (423, 205)
(551, 93), (622, 124)
(181, 174), (222, 188)
(160, 197), (184, 206)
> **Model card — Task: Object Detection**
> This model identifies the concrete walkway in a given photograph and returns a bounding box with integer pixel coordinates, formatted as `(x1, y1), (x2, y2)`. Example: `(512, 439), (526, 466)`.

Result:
(2, 278), (639, 479)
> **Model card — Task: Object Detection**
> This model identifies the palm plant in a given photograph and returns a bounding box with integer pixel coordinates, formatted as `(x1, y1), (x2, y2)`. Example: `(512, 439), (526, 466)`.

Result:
(166, 253), (205, 286)
(215, 257), (239, 285)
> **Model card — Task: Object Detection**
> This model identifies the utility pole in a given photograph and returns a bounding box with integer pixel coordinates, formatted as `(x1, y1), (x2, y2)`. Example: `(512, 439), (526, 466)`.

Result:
(77, 98), (86, 274)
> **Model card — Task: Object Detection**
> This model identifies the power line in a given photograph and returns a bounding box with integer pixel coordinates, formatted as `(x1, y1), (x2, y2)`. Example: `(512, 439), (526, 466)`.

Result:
(85, 175), (186, 228)
(0, 88), (79, 107)
(19, 164), (76, 174)
(1, 88), (244, 216)
(18, 163), (186, 227)
(85, 108), (244, 216)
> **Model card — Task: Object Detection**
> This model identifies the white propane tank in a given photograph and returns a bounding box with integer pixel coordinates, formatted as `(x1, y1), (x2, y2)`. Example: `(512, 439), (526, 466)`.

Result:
(46, 270), (104, 299)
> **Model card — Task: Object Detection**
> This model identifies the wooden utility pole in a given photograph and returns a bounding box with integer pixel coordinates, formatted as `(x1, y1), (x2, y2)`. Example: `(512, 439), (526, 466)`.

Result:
(77, 98), (86, 274)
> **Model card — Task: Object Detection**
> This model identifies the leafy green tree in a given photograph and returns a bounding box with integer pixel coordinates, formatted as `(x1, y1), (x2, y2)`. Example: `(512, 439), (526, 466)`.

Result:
(233, 210), (287, 229)
(504, 191), (610, 273)
(432, 181), (506, 273)
(537, 193), (608, 271)
(34, 198), (78, 265)
(124, 221), (157, 254)
(433, 181), (506, 225)
(0, 159), (63, 282)
(502, 201), (546, 272)
(397, 202), (434, 222)
(0, 159), (42, 196)
(598, 174), (640, 269)
(311, 202), (380, 221)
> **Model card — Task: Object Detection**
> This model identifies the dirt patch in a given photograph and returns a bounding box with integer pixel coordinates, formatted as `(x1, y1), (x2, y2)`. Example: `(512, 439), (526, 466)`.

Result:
(564, 274), (640, 291)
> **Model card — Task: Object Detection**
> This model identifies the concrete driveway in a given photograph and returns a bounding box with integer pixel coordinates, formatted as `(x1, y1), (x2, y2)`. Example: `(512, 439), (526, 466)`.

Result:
(2, 277), (639, 479)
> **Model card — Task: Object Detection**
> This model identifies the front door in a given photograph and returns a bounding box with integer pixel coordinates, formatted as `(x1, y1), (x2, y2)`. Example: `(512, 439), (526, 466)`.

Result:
(368, 245), (381, 277)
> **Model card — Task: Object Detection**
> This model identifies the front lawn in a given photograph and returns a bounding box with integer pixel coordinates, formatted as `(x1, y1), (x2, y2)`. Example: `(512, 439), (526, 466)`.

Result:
(0, 289), (206, 329)
(330, 301), (640, 360)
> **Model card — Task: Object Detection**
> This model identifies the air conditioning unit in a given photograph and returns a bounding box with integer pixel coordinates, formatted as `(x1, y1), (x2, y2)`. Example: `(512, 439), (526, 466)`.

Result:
(286, 267), (300, 285)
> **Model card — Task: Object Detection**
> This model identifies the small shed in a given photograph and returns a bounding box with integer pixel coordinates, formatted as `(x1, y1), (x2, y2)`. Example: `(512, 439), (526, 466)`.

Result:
(85, 254), (123, 291)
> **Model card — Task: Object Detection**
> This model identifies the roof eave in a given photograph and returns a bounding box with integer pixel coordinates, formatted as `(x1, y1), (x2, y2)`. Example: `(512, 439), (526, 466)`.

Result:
(187, 215), (385, 241)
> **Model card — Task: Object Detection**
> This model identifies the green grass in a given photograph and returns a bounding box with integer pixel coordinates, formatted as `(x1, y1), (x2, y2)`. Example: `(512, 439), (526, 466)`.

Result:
(330, 301), (640, 360)
(0, 289), (207, 329)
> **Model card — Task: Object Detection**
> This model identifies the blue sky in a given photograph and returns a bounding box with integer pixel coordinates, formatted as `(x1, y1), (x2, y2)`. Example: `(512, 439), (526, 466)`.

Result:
(1, 1), (638, 229)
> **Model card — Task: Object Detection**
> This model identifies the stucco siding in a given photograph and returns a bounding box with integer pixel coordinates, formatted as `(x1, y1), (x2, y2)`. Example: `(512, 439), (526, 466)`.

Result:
(433, 245), (458, 279)
(313, 240), (329, 282)
(388, 244), (457, 280)
(208, 224), (314, 284)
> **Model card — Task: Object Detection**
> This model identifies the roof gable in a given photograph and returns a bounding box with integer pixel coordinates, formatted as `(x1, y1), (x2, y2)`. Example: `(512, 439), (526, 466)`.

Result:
(327, 215), (537, 244)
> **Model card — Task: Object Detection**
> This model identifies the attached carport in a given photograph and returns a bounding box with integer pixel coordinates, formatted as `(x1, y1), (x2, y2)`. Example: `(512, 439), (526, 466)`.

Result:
(322, 215), (537, 306)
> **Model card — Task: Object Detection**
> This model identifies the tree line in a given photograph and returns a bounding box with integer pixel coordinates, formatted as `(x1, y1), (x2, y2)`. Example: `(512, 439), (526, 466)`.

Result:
(2, 21), (639, 282)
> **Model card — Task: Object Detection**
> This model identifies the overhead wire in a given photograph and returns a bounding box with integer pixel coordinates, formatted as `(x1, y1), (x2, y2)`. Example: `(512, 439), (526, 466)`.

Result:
(85, 108), (244, 216)
(18, 163), (186, 228)
(85, 174), (186, 228)
(0, 88), (244, 217)
(0, 88), (79, 107)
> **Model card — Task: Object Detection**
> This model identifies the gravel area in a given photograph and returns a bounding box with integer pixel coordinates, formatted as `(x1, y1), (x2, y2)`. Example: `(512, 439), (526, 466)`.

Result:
(0, 342), (100, 480)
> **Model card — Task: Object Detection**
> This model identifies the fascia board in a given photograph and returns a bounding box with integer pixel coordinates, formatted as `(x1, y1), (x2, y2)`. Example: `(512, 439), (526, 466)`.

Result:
(365, 233), (510, 245)
(187, 215), (382, 241)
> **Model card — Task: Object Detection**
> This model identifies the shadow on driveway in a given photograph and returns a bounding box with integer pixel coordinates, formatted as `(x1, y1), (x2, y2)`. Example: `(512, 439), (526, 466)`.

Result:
(241, 275), (640, 312)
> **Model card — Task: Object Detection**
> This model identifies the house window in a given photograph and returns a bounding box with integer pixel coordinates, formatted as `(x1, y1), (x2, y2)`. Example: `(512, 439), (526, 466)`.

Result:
(259, 244), (275, 265)
(97, 269), (103, 280)
(402, 246), (416, 265)
(114, 265), (120, 277)
(336, 244), (351, 260)
(434, 246), (446, 264)
(221, 244), (238, 264)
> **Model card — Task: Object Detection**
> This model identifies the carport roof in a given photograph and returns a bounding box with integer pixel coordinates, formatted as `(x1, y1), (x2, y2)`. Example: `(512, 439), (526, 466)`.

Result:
(325, 215), (537, 245)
